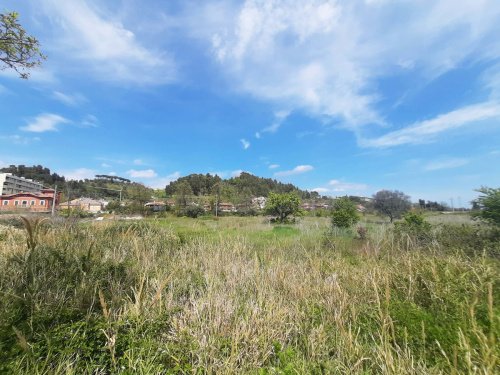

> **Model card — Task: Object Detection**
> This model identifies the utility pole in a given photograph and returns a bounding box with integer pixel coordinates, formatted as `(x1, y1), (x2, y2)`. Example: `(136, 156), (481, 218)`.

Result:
(51, 184), (57, 217)
(449, 197), (454, 212)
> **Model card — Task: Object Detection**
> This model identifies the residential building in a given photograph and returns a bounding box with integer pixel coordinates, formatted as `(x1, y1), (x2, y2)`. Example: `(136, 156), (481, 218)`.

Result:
(0, 173), (43, 195)
(144, 201), (167, 212)
(0, 189), (60, 212)
(59, 198), (108, 213)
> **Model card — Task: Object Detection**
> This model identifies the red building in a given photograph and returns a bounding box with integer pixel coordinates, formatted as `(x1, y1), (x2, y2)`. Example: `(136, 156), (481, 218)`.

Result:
(0, 189), (61, 212)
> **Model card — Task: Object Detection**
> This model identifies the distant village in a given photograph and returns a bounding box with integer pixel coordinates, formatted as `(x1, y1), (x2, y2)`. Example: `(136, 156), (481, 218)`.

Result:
(0, 172), (372, 216)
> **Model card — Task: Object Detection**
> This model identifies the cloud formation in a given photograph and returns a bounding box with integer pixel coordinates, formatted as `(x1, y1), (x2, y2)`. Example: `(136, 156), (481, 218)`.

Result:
(423, 158), (469, 171)
(210, 0), (500, 135)
(313, 179), (368, 195)
(274, 165), (314, 177)
(20, 113), (70, 133)
(240, 138), (250, 149)
(127, 169), (158, 178)
(41, 0), (175, 85)
(361, 101), (500, 148)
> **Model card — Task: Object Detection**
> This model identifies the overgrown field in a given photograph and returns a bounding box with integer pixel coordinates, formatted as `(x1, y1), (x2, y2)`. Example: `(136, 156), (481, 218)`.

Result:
(0, 215), (498, 374)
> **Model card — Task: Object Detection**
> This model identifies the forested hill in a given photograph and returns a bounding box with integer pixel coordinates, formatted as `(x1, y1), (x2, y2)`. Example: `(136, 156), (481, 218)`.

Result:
(165, 172), (319, 199)
(0, 165), (65, 187)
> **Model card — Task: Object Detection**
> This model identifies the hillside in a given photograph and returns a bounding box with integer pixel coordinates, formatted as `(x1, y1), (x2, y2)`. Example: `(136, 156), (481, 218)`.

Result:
(165, 172), (320, 199)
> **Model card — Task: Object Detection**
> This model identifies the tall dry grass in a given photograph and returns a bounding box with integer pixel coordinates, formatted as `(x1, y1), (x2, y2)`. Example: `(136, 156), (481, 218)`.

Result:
(0, 217), (498, 374)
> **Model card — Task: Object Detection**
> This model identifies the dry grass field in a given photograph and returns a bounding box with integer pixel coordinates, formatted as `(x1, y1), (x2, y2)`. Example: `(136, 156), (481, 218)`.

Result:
(0, 214), (498, 374)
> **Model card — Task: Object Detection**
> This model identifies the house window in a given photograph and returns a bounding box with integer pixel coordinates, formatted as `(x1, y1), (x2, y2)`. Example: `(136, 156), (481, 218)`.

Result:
(2, 200), (8, 206)
(40, 200), (45, 206)
(30, 200), (36, 206)
(15, 201), (19, 206)
(22, 200), (28, 206)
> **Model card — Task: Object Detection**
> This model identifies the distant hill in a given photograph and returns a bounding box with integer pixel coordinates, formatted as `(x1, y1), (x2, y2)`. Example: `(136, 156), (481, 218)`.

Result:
(1, 165), (152, 202)
(2, 165), (321, 202)
(165, 172), (320, 199)
(0, 164), (65, 187)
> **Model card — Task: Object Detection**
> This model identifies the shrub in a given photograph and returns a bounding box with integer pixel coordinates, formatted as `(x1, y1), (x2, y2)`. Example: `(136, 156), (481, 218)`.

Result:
(331, 197), (359, 229)
(394, 212), (433, 249)
(185, 205), (205, 218)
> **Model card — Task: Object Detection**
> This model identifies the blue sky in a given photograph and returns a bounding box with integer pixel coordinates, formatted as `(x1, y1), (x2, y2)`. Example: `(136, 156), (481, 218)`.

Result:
(1, 0), (500, 206)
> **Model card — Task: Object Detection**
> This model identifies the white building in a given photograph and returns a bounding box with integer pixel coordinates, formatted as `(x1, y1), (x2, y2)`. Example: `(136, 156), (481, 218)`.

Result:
(0, 173), (44, 195)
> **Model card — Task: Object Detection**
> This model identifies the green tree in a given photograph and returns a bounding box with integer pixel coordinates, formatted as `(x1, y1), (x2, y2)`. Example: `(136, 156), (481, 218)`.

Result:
(373, 190), (411, 223)
(175, 181), (193, 210)
(331, 197), (360, 228)
(265, 192), (301, 223)
(1, 11), (45, 78)
(471, 187), (500, 226)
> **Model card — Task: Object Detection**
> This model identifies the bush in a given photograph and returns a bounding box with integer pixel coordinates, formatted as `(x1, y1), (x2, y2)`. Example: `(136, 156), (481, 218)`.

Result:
(331, 197), (359, 229)
(394, 212), (433, 249)
(185, 205), (205, 218)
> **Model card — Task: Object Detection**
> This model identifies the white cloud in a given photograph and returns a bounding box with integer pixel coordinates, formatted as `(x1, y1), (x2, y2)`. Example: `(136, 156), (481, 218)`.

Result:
(209, 0), (500, 131)
(268, 164), (280, 169)
(423, 158), (469, 171)
(259, 110), (291, 135)
(81, 114), (99, 128)
(362, 101), (500, 148)
(240, 138), (250, 149)
(328, 179), (368, 192)
(41, 0), (176, 85)
(274, 165), (314, 177)
(20, 113), (70, 133)
(133, 159), (145, 166)
(101, 163), (111, 168)
(147, 172), (181, 189)
(62, 168), (96, 181)
(313, 179), (369, 195)
(127, 169), (158, 178)
(0, 135), (41, 145)
(231, 169), (244, 177)
(52, 91), (87, 106)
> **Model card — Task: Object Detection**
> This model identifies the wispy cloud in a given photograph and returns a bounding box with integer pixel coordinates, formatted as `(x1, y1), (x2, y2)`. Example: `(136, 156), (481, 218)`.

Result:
(133, 159), (145, 166)
(313, 179), (369, 195)
(240, 138), (250, 149)
(274, 165), (314, 177)
(20, 113), (70, 133)
(0, 135), (41, 145)
(361, 101), (500, 148)
(256, 110), (291, 138)
(147, 171), (181, 189)
(268, 164), (280, 169)
(52, 91), (87, 106)
(423, 158), (469, 171)
(61, 168), (96, 181)
(81, 114), (99, 128)
(127, 169), (158, 178)
(209, 0), (500, 132)
(41, 0), (176, 85)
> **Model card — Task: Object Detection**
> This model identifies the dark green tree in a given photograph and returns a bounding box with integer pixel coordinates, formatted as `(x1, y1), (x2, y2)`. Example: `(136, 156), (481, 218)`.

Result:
(373, 190), (411, 223)
(265, 192), (301, 223)
(471, 187), (500, 226)
(1, 11), (45, 78)
(331, 197), (360, 228)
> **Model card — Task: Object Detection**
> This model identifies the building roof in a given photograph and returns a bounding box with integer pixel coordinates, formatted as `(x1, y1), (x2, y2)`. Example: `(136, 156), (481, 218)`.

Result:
(0, 192), (55, 199)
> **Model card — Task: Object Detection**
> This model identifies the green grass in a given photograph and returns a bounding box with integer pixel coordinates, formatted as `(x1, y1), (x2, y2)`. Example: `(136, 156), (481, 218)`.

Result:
(0, 215), (498, 374)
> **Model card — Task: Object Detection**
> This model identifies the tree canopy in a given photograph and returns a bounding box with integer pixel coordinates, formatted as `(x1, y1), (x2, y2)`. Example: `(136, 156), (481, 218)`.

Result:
(471, 187), (500, 226)
(0, 11), (45, 78)
(331, 197), (360, 228)
(373, 190), (412, 223)
(265, 192), (301, 223)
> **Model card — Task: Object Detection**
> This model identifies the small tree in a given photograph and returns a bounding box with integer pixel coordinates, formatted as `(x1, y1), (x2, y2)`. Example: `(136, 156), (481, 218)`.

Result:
(373, 190), (411, 223)
(471, 187), (500, 226)
(1, 12), (45, 78)
(331, 197), (359, 228)
(265, 192), (301, 223)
